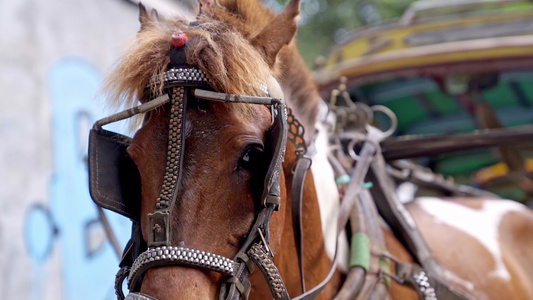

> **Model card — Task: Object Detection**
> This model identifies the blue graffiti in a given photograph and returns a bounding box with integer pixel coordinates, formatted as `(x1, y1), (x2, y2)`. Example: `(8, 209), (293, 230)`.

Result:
(25, 203), (58, 262)
(24, 57), (133, 300)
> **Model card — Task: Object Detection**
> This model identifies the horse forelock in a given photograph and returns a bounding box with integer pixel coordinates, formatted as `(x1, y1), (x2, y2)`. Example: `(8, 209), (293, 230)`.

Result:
(103, 6), (272, 118)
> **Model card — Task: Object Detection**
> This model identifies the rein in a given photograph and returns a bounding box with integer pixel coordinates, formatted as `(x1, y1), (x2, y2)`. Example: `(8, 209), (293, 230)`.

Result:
(324, 81), (475, 300)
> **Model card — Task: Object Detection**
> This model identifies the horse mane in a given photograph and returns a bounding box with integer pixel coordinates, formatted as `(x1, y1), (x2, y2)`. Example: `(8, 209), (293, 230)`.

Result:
(104, 6), (272, 111)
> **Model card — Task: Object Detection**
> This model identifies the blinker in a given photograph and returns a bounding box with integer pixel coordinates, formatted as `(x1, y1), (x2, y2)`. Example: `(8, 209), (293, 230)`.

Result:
(88, 94), (171, 221)
(88, 129), (141, 221)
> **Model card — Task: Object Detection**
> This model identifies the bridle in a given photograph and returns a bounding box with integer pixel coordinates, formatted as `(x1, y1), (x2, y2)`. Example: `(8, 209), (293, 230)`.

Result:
(89, 42), (300, 299)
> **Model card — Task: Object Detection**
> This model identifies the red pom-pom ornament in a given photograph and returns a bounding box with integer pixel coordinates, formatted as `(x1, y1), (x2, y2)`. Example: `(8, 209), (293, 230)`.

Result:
(171, 30), (188, 47)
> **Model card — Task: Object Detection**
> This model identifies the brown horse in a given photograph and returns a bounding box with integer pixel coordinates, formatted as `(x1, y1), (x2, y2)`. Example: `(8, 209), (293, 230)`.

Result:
(97, 0), (533, 299)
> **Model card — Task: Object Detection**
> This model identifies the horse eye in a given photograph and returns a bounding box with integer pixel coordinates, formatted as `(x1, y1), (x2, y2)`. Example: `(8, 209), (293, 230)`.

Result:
(238, 146), (263, 173)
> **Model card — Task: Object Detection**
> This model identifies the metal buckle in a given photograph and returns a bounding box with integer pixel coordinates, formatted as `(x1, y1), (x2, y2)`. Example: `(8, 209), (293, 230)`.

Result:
(258, 228), (274, 257)
(270, 104), (277, 125)
(235, 252), (256, 273)
(265, 195), (281, 210)
(147, 210), (170, 247)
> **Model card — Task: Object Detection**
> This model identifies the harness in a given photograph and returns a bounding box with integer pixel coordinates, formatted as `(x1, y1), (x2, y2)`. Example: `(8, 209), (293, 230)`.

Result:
(325, 83), (475, 300)
(88, 39), (477, 300)
(88, 42), (334, 300)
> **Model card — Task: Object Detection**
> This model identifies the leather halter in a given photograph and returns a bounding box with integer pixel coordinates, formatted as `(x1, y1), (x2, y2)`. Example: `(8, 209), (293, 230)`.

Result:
(90, 59), (300, 299)
(88, 35), (351, 298)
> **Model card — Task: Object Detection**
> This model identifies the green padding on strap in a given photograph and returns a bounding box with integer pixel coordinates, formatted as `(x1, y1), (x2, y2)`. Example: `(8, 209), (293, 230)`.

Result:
(379, 254), (391, 288)
(350, 233), (370, 272)
(336, 174), (351, 185)
(362, 181), (373, 189)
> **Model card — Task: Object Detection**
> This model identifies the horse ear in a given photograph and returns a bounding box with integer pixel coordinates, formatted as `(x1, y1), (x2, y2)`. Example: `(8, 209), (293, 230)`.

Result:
(251, 0), (301, 67)
(139, 2), (160, 32)
(178, 0), (201, 17)
(150, 7), (160, 21)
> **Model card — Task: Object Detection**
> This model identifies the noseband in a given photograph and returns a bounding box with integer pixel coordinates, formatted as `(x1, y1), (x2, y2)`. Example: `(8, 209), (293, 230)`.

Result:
(89, 54), (297, 299)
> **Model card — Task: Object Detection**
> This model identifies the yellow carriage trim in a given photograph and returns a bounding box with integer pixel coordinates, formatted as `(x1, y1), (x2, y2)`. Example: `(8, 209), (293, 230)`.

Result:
(315, 1), (533, 89)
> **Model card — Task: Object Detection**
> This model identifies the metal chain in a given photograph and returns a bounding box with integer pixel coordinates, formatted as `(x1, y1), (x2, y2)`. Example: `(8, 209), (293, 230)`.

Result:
(287, 107), (307, 159)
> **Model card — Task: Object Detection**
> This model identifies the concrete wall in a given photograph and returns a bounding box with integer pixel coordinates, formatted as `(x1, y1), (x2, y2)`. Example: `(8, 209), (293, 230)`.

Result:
(0, 0), (140, 299)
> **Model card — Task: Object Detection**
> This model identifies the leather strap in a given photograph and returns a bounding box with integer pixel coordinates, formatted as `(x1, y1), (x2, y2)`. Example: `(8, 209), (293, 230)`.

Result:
(367, 153), (445, 279)
(291, 157), (312, 294)
(115, 266), (130, 300)
(219, 262), (252, 300)
(292, 129), (379, 300)
(128, 246), (238, 291)
(220, 242), (290, 300)
(363, 128), (472, 300)
(248, 243), (290, 300)
(147, 87), (188, 247)
(220, 205), (277, 300)
(292, 235), (340, 300)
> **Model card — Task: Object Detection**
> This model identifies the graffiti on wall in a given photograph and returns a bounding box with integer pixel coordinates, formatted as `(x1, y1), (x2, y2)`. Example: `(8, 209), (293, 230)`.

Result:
(25, 58), (132, 300)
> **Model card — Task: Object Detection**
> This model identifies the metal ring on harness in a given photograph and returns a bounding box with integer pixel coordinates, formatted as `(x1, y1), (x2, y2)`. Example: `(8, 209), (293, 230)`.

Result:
(365, 105), (398, 138)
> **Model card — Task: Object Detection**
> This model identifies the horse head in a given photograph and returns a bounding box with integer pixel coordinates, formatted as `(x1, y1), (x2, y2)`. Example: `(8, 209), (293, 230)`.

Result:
(95, 1), (327, 299)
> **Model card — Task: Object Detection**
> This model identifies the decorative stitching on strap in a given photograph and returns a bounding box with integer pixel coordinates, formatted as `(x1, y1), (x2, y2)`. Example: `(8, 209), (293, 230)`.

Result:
(150, 68), (209, 87)
(128, 246), (238, 290)
(155, 87), (184, 210)
(247, 243), (289, 300)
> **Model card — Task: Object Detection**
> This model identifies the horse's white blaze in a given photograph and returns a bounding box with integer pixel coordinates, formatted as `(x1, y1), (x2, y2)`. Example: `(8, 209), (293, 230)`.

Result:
(416, 197), (526, 280)
(311, 121), (349, 272)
